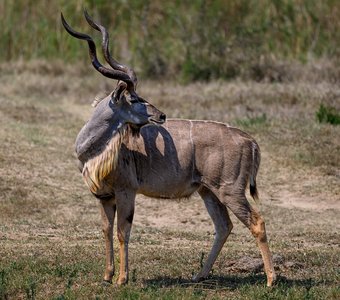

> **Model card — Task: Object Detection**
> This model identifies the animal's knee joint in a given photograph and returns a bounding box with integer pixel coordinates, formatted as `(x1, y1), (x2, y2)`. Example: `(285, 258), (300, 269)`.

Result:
(103, 228), (110, 237)
(102, 226), (112, 237)
(117, 231), (124, 243)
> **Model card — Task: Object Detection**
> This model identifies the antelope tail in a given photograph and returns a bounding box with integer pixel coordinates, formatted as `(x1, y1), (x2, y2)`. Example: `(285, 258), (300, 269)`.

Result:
(250, 141), (261, 201)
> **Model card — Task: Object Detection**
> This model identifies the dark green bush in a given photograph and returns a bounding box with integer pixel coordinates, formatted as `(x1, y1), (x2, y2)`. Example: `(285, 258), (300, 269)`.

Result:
(316, 104), (340, 125)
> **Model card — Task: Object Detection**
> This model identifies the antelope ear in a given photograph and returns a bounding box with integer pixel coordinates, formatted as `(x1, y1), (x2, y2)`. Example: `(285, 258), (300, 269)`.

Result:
(112, 82), (127, 103)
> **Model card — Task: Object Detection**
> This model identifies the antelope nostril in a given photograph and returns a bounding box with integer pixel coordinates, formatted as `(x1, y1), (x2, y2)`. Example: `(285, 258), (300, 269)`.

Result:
(160, 113), (166, 122)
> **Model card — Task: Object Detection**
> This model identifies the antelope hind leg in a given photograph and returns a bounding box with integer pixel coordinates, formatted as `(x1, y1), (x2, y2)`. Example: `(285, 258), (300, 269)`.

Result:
(249, 208), (276, 286)
(193, 187), (233, 282)
(227, 196), (276, 287)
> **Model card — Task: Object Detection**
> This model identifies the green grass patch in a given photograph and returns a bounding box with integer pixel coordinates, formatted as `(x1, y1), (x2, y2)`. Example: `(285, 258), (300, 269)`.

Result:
(316, 104), (340, 125)
(235, 114), (268, 129)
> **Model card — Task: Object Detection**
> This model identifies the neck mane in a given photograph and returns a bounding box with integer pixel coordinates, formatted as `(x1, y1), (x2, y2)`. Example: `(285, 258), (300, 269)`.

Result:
(82, 124), (132, 195)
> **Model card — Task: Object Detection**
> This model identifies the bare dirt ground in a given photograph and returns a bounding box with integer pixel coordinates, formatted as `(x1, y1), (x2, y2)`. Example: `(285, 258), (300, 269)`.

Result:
(0, 61), (339, 299)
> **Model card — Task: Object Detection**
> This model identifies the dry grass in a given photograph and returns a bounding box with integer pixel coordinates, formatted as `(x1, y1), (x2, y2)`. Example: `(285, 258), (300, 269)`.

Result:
(0, 61), (339, 299)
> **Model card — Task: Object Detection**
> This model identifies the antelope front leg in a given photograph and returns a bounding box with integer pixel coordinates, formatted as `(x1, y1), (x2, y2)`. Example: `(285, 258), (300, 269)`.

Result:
(116, 190), (136, 285)
(99, 199), (116, 283)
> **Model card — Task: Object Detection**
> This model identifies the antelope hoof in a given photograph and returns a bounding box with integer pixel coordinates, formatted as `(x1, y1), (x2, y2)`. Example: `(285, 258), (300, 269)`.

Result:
(102, 279), (112, 286)
(116, 277), (128, 286)
(192, 273), (205, 283)
(266, 273), (277, 287)
(103, 274), (114, 284)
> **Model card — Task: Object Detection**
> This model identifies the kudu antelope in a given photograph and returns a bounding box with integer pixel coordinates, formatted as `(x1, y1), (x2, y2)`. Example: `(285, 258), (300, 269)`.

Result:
(61, 12), (276, 287)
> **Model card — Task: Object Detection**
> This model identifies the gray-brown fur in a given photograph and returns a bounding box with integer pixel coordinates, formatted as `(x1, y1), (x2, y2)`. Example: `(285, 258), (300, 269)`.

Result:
(77, 113), (276, 287)
(62, 11), (276, 287)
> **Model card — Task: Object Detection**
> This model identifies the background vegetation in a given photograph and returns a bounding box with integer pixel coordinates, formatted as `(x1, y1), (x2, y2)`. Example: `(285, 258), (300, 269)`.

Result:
(0, 0), (339, 81)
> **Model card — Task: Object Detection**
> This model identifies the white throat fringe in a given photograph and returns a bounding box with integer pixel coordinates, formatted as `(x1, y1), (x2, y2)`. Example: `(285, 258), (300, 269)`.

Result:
(82, 125), (129, 195)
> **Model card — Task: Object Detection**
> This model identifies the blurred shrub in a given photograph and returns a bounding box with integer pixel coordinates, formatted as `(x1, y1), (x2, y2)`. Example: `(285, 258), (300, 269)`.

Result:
(0, 0), (339, 82)
(316, 104), (340, 125)
(236, 114), (268, 128)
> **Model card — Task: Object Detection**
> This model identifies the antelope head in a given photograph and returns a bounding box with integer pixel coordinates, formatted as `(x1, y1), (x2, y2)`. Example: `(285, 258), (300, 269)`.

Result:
(61, 11), (166, 132)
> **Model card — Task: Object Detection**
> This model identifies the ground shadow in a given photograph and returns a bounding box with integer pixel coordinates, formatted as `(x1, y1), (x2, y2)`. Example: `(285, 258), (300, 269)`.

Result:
(143, 274), (319, 291)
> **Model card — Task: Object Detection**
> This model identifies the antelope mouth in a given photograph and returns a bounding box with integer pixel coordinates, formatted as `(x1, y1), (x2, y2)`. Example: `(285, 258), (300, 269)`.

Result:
(149, 114), (166, 125)
(149, 118), (165, 125)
